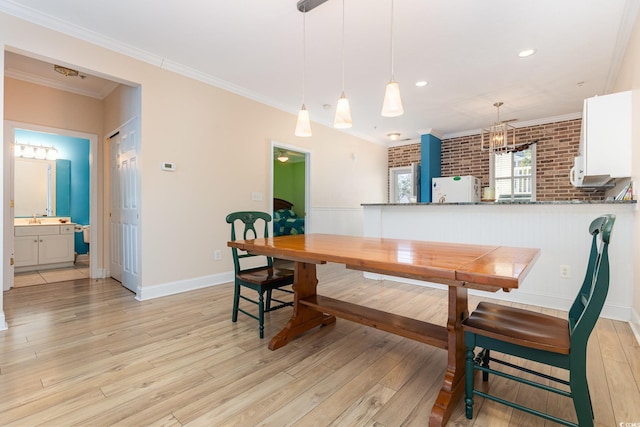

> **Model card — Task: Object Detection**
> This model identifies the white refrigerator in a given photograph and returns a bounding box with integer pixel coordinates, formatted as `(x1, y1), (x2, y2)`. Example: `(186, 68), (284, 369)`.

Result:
(432, 176), (480, 203)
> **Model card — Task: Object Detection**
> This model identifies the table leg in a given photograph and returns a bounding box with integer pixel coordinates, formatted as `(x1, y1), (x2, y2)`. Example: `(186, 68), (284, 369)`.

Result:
(268, 262), (336, 350)
(429, 286), (469, 427)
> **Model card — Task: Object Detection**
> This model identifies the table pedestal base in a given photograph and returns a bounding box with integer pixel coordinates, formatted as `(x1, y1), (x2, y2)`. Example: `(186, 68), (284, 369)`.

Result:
(269, 262), (336, 350)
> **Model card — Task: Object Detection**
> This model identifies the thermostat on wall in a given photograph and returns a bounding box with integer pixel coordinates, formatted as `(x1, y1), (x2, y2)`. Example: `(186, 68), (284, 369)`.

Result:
(161, 162), (176, 171)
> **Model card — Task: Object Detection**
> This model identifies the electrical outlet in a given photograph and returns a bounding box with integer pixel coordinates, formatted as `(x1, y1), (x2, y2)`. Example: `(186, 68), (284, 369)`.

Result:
(214, 250), (221, 261)
(560, 264), (571, 279)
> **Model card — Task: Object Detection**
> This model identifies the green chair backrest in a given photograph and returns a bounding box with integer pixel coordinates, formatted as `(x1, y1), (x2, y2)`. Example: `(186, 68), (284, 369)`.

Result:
(226, 211), (274, 273)
(567, 214), (615, 348)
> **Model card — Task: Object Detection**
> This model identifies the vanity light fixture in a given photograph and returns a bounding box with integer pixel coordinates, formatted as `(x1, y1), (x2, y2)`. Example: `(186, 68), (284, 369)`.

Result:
(381, 0), (404, 117)
(20, 145), (35, 158)
(46, 147), (59, 160)
(15, 143), (58, 160)
(35, 146), (47, 160)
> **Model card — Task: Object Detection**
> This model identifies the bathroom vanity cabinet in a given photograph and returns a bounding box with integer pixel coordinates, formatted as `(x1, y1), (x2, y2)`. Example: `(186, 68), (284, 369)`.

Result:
(14, 224), (75, 272)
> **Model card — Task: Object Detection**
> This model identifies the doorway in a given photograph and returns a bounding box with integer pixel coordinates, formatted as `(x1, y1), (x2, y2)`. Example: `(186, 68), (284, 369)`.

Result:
(271, 142), (310, 235)
(3, 121), (98, 291)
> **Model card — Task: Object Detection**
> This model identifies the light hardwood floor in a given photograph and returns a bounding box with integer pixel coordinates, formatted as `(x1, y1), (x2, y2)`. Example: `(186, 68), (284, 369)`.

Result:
(1, 264), (639, 426)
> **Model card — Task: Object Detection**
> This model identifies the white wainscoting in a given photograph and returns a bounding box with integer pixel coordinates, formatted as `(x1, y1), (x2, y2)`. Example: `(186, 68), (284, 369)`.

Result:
(363, 203), (635, 322)
(310, 207), (364, 236)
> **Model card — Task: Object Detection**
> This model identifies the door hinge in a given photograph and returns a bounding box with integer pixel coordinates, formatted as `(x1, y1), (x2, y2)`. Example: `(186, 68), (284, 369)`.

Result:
(10, 257), (14, 266)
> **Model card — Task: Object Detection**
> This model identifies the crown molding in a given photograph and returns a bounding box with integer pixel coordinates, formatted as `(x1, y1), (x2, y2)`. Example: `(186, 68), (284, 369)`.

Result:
(441, 112), (583, 140)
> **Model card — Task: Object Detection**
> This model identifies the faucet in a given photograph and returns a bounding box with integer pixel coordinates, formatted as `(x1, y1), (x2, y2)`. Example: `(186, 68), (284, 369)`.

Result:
(29, 214), (41, 224)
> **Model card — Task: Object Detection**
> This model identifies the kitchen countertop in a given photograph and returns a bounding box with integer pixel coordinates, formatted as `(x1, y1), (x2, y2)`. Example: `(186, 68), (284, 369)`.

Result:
(363, 200), (637, 206)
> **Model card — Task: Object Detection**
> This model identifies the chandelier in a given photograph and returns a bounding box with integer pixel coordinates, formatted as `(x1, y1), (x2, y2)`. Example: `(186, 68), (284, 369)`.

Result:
(481, 102), (516, 152)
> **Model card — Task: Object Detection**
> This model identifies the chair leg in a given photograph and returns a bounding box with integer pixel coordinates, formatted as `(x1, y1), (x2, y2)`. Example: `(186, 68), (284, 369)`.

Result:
(266, 289), (273, 311)
(258, 291), (265, 339)
(481, 348), (490, 381)
(465, 347), (475, 419)
(570, 364), (594, 427)
(232, 282), (241, 322)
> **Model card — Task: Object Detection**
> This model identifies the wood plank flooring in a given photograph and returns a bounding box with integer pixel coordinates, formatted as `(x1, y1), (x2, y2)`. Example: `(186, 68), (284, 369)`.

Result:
(1, 263), (639, 426)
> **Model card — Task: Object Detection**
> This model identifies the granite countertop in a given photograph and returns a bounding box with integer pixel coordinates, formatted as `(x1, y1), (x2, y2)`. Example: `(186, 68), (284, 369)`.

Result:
(363, 200), (637, 206)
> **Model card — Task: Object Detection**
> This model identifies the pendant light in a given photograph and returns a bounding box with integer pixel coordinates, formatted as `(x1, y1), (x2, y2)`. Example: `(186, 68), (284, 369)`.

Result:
(295, 7), (312, 137)
(333, 0), (352, 128)
(381, 0), (404, 117)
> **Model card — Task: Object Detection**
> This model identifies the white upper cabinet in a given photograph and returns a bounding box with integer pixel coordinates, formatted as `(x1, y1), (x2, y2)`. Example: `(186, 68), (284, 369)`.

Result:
(582, 91), (632, 178)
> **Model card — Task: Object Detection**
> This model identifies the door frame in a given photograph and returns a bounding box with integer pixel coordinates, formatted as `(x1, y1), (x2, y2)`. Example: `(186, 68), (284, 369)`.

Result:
(270, 140), (311, 233)
(3, 120), (100, 288)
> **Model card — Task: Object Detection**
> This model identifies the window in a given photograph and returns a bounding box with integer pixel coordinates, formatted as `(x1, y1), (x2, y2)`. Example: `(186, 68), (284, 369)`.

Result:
(491, 146), (535, 201)
(389, 165), (417, 203)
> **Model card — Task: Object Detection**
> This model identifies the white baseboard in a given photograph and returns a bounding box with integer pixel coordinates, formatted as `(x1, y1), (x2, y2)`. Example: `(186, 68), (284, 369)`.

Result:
(136, 270), (234, 301)
(0, 311), (7, 330)
(630, 309), (640, 346)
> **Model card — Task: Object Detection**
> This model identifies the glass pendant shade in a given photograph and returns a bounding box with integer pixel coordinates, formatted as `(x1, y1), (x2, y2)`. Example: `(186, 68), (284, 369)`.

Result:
(35, 147), (47, 160)
(333, 92), (352, 128)
(21, 145), (35, 158)
(46, 148), (58, 160)
(295, 104), (312, 137)
(381, 80), (404, 117)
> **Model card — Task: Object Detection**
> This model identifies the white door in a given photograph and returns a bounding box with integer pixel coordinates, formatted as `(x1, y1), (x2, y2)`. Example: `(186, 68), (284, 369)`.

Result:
(109, 132), (123, 282)
(3, 123), (15, 290)
(109, 118), (140, 293)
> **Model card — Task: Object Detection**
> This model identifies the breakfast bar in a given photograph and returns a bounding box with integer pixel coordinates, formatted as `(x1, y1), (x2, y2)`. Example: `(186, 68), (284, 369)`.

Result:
(362, 200), (635, 321)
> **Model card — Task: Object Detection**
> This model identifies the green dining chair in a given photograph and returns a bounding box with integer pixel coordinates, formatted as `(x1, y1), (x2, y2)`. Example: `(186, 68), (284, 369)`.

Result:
(463, 214), (615, 427)
(226, 211), (294, 338)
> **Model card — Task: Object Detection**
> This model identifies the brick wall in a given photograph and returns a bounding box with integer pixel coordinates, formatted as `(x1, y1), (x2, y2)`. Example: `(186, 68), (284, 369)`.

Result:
(388, 118), (605, 201)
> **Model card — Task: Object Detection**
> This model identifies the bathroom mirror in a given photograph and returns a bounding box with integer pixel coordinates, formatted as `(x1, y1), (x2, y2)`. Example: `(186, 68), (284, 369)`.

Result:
(14, 158), (60, 217)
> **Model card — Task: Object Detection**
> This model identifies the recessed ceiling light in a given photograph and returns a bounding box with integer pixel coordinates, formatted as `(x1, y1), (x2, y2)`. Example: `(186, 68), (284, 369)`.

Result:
(415, 81), (428, 87)
(518, 48), (537, 58)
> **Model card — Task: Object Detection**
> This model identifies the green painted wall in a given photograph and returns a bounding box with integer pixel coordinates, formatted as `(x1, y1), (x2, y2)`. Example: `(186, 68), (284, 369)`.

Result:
(273, 160), (305, 217)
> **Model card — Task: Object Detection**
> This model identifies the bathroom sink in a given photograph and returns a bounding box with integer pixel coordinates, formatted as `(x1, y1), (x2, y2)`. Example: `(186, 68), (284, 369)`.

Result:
(14, 217), (72, 226)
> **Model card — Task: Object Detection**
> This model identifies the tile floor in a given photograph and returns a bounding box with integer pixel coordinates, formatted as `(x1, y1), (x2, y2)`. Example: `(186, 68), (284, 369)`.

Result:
(13, 258), (90, 287)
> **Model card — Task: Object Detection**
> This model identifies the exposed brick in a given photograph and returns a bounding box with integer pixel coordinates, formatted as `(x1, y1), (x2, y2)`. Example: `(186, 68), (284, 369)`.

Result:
(387, 118), (605, 201)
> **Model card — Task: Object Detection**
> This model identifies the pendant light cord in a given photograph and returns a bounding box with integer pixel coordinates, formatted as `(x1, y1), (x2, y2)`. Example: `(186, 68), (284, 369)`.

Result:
(302, 8), (307, 104)
(390, 0), (395, 80)
(341, 0), (345, 92)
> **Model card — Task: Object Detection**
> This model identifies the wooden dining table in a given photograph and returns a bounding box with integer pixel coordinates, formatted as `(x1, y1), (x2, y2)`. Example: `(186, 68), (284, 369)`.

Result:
(227, 233), (540, 426)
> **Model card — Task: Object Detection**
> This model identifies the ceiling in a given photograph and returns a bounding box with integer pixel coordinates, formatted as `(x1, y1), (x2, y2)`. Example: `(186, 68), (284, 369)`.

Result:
(1, 0), (638, 145)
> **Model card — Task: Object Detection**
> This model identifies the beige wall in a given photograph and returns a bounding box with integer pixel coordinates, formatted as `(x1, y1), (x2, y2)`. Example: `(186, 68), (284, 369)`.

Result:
(613, 11), (640, 336)
(0, 12), (388, 301)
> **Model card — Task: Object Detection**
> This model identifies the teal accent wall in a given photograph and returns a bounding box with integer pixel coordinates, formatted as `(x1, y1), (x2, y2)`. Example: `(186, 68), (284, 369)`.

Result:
(420, 133), (442, 202)
(273, 160), (305, 217)
(15, 129), (90, 255)
(55, 159), (71, 216)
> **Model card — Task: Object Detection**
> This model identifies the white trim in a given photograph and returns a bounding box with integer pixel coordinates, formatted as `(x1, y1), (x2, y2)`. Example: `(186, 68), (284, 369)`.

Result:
(135, 271), (234, 301)
(630, 308), (640, 346)
(270, 140), (311, 233)
(0, 312), (7, 330)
